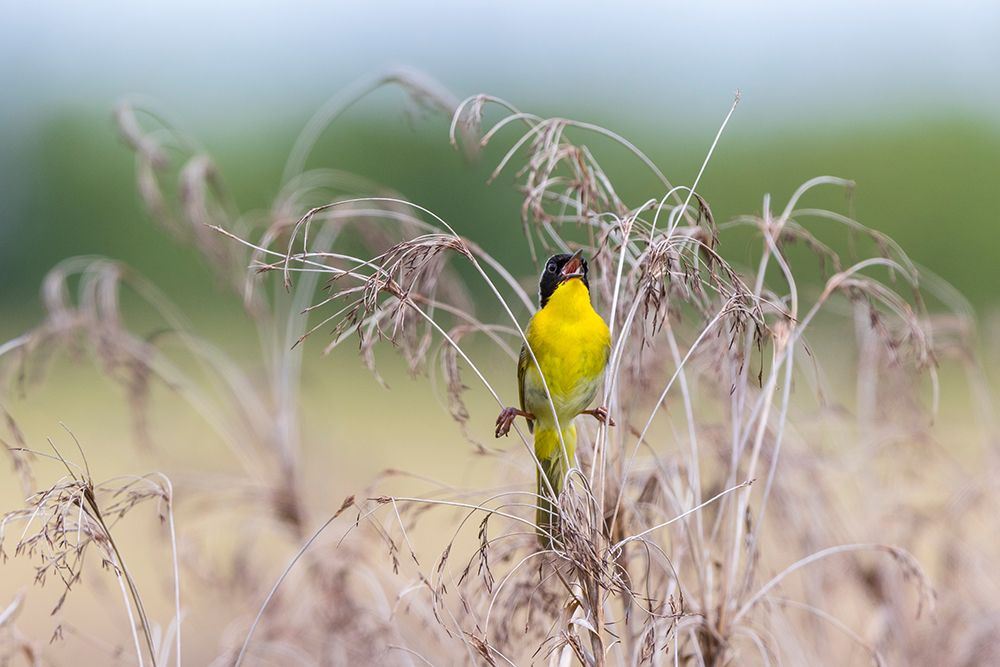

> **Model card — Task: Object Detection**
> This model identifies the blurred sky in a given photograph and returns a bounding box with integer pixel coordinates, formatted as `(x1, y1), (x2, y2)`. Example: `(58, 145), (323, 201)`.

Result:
(3, 1), (998, 130)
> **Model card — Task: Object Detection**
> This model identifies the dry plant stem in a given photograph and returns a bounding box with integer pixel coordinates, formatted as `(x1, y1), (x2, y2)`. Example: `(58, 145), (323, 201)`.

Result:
(15, 258), (271, 474)
(744, 306), (798, 598)
(88, 494), (158, 666)
(275, 197), (569, 497)
(4, 74), (963, 665)
(453, 94), (696, 257)
(663, 321), (704, 549)
(721, 335), (781, 629)
(233, 513), (338, 666)
(283, 67), (467, 184)
(594, 205), (652, 502)
(113, 561), (145, 667)
(721, 183), (831, 624)
(661, 91), (740, 240)
(5, 443), (165, 667)
(456, 94), (755, 659)
(734, 543), (928, 623)
(609, 303), (735, 540)
(32, 437), (157, 667)
(157, 473), (182, 667)
(614, 479), (752, 550)
(726, 217), (798, 605)
(227, 227), (524, 428)
(767, 597), (884, 665)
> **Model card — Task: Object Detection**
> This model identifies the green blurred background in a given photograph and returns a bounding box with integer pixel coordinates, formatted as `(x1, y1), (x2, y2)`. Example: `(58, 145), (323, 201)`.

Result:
(3, 2), (999, 328)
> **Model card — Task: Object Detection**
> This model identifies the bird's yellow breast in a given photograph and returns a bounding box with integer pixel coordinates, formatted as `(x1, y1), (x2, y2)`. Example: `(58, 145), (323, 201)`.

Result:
(523, 278), (611, 428)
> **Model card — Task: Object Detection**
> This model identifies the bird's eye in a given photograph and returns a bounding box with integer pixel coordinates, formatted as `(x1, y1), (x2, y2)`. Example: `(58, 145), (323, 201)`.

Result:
(546, 262), (557, 274)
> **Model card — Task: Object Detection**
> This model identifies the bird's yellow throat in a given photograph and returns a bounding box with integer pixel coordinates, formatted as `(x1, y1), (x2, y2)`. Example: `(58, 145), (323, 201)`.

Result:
(526, 278), (611, 423)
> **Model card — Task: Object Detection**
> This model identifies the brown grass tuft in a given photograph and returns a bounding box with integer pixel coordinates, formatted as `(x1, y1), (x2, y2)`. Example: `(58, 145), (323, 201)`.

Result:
(1, 69), (997, 666)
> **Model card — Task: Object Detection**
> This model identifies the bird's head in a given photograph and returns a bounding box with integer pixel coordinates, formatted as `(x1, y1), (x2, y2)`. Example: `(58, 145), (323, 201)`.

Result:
(538, 249), (590, 307)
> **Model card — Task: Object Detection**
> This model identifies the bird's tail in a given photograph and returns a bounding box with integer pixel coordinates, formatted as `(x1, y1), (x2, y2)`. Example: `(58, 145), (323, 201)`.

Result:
(534, 423), (576, 545)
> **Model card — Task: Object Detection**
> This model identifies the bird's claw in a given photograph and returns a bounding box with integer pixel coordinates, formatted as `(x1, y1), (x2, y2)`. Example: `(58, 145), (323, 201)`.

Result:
(495, 407), (518, 438)
(586, 406), (615, 427)
(495, 407), (534, 437)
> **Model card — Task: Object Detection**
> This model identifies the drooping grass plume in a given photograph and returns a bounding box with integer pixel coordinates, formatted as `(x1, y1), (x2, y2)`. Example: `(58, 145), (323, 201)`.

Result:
(1, 69), (997, 666)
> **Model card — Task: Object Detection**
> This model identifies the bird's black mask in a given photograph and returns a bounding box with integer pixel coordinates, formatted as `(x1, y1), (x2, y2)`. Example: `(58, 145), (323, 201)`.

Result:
(538, 250), (590, 308)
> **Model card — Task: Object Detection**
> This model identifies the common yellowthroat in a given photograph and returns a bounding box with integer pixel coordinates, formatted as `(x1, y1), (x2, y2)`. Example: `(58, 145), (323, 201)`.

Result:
(495, 250), (613, 540)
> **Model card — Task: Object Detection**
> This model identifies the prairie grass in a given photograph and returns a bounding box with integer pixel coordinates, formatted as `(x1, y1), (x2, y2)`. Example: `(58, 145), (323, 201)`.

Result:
(2, 69), (998, 666)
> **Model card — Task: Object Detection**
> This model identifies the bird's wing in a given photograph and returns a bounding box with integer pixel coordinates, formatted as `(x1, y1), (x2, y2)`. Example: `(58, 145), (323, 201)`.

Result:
(517, 343), (533, 433)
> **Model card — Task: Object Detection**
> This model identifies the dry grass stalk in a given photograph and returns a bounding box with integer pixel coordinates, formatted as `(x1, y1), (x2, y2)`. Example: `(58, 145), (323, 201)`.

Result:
(0, 429), (178, 666)
(1, 69), (997, 666)
(221, 90), (960, 665)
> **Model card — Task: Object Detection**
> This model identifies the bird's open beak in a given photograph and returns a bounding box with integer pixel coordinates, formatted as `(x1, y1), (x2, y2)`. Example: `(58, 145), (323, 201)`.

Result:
(559, 249), (585, 281)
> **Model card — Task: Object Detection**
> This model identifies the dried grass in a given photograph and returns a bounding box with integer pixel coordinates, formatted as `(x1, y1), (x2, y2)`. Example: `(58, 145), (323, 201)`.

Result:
(2, 69), (997, 666)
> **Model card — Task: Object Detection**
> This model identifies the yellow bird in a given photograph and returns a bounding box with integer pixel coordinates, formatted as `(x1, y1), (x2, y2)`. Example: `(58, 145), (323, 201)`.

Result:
(495, 249), (613, 541)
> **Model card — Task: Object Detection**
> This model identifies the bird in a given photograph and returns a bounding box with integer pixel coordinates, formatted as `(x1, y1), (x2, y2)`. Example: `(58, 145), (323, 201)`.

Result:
(494, 249), (613, 543)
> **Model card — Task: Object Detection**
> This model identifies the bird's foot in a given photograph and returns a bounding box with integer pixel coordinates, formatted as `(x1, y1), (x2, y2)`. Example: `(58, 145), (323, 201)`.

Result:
(584, 406), (615, 427)
(495, 407), (534, 438)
